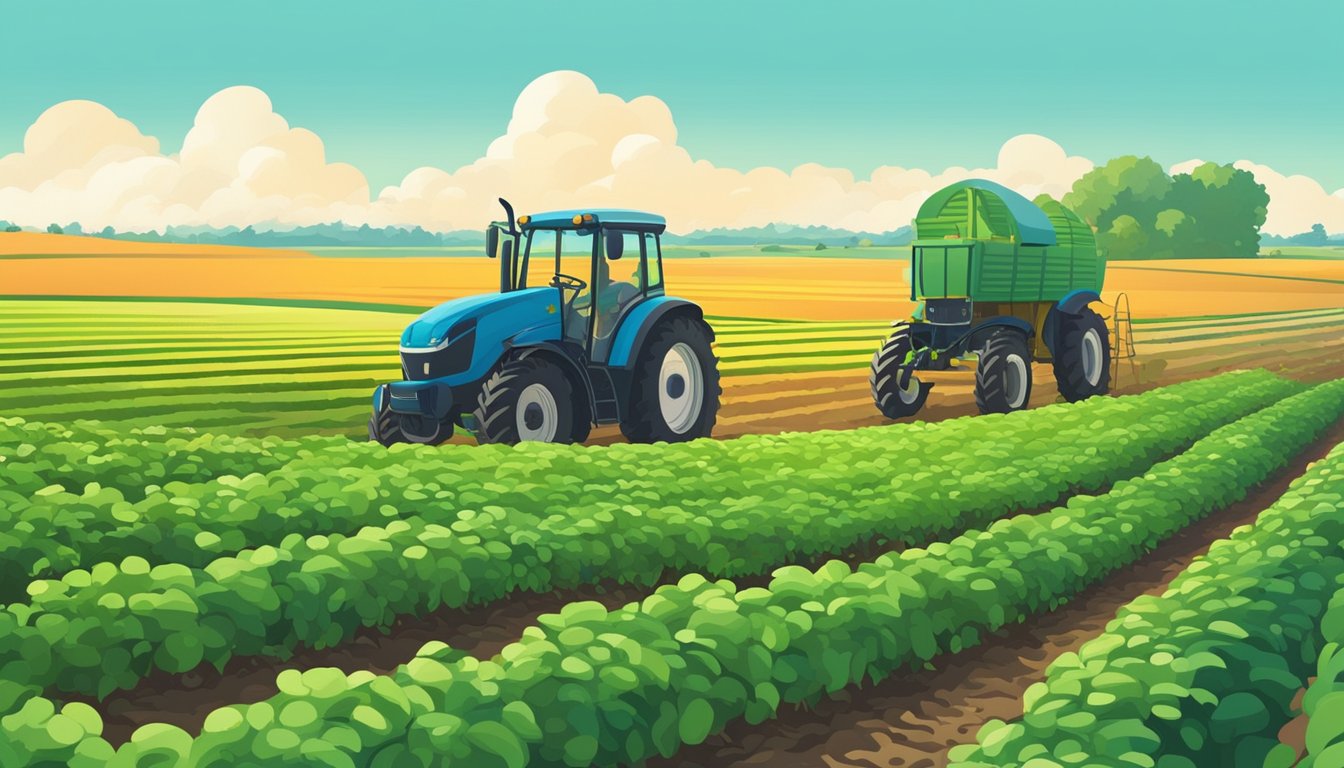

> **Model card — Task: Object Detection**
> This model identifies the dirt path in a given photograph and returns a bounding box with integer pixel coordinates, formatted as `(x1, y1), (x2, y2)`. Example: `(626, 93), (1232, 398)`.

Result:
(649, 421), (1344, 768)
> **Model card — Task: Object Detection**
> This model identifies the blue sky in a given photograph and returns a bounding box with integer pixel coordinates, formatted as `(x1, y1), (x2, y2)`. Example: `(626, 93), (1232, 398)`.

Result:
(3, 0), (1340, 191)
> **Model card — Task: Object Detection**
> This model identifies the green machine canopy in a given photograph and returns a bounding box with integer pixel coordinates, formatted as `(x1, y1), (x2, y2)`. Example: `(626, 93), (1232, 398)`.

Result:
(914, 179), (1058, 246)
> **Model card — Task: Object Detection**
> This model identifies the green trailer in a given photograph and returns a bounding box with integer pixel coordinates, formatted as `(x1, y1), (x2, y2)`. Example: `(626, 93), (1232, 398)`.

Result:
(871, 179), (1110, 418)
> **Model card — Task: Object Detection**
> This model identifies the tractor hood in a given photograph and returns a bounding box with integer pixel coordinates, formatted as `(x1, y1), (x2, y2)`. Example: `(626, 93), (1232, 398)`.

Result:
(400, 287), (559, 350)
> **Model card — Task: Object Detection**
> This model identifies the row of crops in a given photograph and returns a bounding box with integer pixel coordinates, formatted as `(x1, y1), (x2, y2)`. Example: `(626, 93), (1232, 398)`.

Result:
(4, 298), (1343, 436)
(0, 369), (1342, 765)
(951, 437), (1344, 768)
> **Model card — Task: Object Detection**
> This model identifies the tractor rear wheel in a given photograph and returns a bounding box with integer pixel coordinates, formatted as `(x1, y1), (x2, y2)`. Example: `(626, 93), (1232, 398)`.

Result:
(368, 386), (408, 446)
(621, 315), (721, 443)
(473, 352), (578, 445)
(1053, 308), (1111, 402)
(870, 326), (932, 419)
(975, 331), (1033, 415)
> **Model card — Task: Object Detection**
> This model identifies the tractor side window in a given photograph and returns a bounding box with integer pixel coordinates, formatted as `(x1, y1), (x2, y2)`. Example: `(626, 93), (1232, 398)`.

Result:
(642, 233), (664, 294)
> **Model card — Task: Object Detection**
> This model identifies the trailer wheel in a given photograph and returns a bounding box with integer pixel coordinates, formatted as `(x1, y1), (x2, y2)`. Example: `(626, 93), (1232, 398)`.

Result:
(870, 326), (933, 419)
(1053, 308), (1111, 402)
(975, 331), (1033, 414)
(621, 315), (721, 443)
(473, 352), (577, 445)
(367, 386), (408, 446)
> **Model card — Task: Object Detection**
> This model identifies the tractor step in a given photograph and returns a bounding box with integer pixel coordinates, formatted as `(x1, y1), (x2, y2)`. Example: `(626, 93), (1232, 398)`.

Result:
(588, 365), (622, 425)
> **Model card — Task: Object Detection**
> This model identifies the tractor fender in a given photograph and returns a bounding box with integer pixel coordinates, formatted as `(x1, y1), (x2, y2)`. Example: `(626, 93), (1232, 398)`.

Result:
(966, 315), (1035, 355)
(971, 315), (1034, 338)
(1056, 289), (1102, 316)
(501, 340), (597, 418)
(606, 297), (704, 369)
(1043, 290), (1102, 354)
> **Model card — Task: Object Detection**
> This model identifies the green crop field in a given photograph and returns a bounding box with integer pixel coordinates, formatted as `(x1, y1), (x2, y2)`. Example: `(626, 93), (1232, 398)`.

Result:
(1, 370), (1343, 766)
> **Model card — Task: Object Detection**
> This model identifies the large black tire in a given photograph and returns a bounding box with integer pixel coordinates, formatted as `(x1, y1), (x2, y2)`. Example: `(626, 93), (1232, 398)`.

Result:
(1053, 308), (1111, 402)
(620, 315), (721, 443)
(472, 351), (578, 445)
(975, 331), (1033, 415)
(367, 386), (407, 447)
(870, 326), (933, 419)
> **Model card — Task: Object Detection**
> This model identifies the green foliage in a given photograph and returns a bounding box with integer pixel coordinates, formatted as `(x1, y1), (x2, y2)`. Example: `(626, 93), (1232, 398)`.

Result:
(814, 242), (827, 250)
(7, 375), (1338, 768)
(0, 372), (1297, 705)
(1062, 156), (1269, 259)
(1299, 596), (1344, 767)
(951, 405), (1344, 768)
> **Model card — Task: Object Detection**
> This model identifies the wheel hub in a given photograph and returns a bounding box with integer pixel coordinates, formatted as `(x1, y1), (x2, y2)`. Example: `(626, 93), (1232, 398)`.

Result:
(659, 343), (704, 435)
(666, 373), (686, 399)
(515, 382), (559, 442)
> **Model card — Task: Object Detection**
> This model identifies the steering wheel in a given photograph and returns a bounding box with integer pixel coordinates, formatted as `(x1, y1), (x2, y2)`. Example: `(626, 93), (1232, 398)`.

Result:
(551, 273), (588, 293)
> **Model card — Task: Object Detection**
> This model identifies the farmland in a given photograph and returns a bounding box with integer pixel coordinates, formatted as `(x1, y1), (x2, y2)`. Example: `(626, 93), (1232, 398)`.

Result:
(0, 372), (1341, 766)
(2, 232), (1344, 766)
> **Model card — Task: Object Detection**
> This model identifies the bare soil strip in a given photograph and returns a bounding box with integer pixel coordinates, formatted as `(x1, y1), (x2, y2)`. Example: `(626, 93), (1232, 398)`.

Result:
(650, 420), (1344, 768)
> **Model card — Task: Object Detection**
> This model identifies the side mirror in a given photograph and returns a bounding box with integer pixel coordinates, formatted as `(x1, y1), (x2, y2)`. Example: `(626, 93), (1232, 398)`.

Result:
(605, 231), (624, 260)
(486, 226), (499, 258)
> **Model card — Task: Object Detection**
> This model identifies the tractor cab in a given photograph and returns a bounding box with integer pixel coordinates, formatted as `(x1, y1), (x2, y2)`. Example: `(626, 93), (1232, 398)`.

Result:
(371, 199), (720, 446)
(506, 209), (668, 365)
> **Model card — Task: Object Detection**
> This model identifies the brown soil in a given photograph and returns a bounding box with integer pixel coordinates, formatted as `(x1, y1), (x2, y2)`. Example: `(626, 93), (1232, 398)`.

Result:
(648, 420), (1344, 768)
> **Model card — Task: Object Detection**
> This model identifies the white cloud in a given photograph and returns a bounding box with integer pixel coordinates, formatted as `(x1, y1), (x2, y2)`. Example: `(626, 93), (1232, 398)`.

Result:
(1171, 158), (1344, 236)
(1, 70), (1335, 237)
(0, 86), (368, 232)
(370, 72), (1097, 233)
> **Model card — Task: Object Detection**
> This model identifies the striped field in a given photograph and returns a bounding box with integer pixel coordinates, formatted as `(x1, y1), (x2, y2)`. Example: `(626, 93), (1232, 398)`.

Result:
(2, 298), (1342, 438)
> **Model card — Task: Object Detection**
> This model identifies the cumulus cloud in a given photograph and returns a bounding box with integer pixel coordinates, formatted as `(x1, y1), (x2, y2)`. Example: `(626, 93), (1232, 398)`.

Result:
(366, 71), (1097, 233)
(1, 70), (1335, 236)
(1171, 158), (1344, 236)
(0, 87), (368, 232)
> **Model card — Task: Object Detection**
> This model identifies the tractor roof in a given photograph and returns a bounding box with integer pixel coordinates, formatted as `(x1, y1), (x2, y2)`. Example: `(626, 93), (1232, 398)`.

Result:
(521, 208), (667, 234)
(915, 179), (1058, 246)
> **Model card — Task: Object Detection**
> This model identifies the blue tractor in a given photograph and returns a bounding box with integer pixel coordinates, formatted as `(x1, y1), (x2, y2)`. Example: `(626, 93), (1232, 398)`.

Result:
(369, 200), (721, 445)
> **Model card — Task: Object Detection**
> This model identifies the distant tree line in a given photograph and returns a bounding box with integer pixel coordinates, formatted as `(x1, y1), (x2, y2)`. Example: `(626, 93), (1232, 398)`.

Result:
(1059, 157), (1270, 260)
(1260, 223), (1339, 247)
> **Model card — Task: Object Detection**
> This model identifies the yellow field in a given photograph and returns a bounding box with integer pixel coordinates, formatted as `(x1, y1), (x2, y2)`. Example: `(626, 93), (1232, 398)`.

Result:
(3, 234), (1340, 322)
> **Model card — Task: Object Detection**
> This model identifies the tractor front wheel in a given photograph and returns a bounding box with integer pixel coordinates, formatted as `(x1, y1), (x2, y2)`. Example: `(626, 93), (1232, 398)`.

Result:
(1053, 308), (1111, 402)
(473, 352), (578, 445)
(621, 316), (721, 443)
(870, 326), (932, 419)
(368, 386), (408, 447)
(975, 331), (1033, 415)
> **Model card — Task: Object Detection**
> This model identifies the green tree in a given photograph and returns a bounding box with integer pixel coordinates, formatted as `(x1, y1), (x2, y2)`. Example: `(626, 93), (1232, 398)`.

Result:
(46, 223), (63, 234)
(1167, 162), (1268, 258)
(1289, 224), (1328, 246)
(1063, 155), (1172, 233)
(1103, 215), (1148, 260)
(815, 242), (828, 251)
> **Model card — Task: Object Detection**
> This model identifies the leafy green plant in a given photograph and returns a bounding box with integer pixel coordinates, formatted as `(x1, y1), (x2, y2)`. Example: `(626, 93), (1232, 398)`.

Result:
(951, 425), (1344, 768)
(3, 376), (1338, 768)
(0, 373), (1300, 704)
(1296, 594), (1344, 768)
(0, 370), (1297, 607)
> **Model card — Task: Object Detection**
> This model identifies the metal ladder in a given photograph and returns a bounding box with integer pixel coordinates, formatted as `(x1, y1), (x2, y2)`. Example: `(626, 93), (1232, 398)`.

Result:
(1111, 292), (1137, 382)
